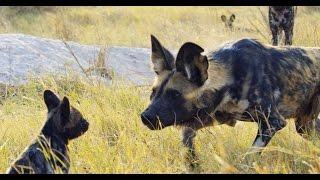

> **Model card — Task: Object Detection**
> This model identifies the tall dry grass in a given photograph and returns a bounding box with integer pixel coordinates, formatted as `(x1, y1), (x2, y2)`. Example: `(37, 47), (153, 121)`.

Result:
(0, 6), (319, 48)
(1, 75), (320, 173)
(1, 6), (320, 174)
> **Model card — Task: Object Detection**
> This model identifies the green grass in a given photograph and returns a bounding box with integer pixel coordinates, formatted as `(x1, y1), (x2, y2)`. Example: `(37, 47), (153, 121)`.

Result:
(1, 6), (320, 174)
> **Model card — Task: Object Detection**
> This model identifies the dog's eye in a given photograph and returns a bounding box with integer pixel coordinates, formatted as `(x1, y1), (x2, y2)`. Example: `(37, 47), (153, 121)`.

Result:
(167, 89), (182, 98)
(165, 89), (182, 99)
(174, 91), (182, 97)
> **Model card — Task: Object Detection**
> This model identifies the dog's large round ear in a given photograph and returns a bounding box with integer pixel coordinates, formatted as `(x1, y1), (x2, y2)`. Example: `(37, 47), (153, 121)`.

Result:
(60, 97), (70, 125)
(150, 35), (175, 75)
(230, 14), (236, 22)
(44, 90), (60, 111)
(175, 42), (208, 86)
(221, 15), (227, 22)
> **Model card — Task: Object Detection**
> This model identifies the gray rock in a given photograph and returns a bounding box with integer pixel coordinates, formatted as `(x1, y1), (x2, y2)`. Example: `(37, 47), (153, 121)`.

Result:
(0, 34), (156, 86)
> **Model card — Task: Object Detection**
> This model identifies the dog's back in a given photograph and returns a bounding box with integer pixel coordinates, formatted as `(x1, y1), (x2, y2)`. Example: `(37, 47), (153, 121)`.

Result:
(6, 136), (68, 174)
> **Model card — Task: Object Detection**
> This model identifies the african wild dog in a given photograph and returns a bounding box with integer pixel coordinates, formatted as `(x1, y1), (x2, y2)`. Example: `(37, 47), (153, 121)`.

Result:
(141, 35), (320, 168)
(221, 14), (257, 33)
(221, 14), (236, 30)
(269, 6), (297, 46)
(6, 90), (89, 174)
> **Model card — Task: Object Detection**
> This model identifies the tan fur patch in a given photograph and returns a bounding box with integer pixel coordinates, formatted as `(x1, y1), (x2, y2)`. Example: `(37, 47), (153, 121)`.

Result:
(154, 71), (201, 112)
(194, 55), (209, 83)
(165, 72), (198, 95)
(187, 61), (233, 110)
(152, 70), (172, 89)
(151, 56), (165, 74)
(202, 61), (233, 91)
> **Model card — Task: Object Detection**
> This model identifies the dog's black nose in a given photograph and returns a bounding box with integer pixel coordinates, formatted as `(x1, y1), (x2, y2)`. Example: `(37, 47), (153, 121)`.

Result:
(81, 120), (89, 132)
(141, 112), (158, 130)
(141, 112), (152, 126)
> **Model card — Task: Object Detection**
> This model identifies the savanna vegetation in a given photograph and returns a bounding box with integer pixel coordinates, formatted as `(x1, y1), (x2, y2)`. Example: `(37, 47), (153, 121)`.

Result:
(1, 6), (320, 173)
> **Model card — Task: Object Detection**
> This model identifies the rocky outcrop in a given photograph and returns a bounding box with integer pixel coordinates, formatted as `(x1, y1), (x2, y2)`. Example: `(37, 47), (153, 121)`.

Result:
(0, 34), (155, 86)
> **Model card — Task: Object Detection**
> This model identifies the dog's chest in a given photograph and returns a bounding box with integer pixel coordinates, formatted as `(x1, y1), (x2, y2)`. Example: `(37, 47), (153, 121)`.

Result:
(217, 95), (250, 114)
(214, 97), (251, 125)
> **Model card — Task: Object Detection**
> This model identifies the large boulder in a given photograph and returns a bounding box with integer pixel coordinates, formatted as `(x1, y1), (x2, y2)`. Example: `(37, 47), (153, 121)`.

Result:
(0, 34), (155, 86)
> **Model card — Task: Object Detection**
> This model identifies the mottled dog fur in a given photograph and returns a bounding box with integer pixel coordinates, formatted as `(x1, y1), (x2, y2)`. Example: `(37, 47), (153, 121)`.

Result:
(269, 6), (297, 46)
(141, 35), (320, 170)
(6, 90), (89, 174)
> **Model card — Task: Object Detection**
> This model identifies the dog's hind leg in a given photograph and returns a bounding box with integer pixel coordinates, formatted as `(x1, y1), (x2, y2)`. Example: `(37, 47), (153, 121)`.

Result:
(249, 104), (287, 154)
(295, 92), (320, 139)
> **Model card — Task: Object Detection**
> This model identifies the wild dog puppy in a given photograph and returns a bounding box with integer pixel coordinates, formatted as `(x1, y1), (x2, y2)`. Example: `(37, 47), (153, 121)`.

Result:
(221, 14), (257, 33)
(141, 35), (320, 168)
(269, 6), (297, 46)
(221, 14), (236, 30)
(6, 90), (89, 174)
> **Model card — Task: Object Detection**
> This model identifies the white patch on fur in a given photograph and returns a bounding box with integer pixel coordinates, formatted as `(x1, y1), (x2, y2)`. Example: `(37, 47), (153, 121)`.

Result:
(184, 64), (192, 80)
(221, 42), (235, 50)
(247, 138), (265, 154)
(252, 137), (266, 148)
(246, 39), (259, 46)
(274, 88), (281, 100)
(256, 98), (262, 104)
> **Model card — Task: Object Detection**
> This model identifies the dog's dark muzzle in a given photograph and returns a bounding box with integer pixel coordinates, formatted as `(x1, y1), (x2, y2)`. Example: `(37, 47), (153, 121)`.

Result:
(140, 109), (164, 130)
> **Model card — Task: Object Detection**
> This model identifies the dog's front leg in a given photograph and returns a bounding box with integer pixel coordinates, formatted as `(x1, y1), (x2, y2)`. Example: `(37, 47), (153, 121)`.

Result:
(249, 106), (287, 154)
(182, 127), (200, 172)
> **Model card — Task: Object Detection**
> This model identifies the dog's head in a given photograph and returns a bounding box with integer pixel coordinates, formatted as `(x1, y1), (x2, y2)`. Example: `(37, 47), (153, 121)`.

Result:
(141, 35), (210, 130)
(43, 90), (89, 140)
(221, 14), (236, 29)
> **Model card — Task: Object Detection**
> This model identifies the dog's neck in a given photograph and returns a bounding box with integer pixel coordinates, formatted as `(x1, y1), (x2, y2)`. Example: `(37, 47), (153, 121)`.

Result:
(184, 86), (230, 129)
(41, 122), (69, 146)
(40, 123), (70, 173)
